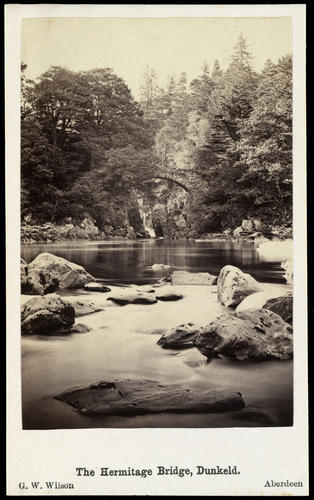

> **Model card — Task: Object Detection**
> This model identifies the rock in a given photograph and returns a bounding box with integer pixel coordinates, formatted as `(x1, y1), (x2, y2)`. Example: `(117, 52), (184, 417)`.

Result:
(84, 282), (111, 292)
(21, 293), (75, 334)
(27, 252), (94, 289)
(241, 219), (254, 232)
(233, 226), (243, 238)
(55, 379), (245, 415)
(252, 218), (263, 231)
(171, 270), (217, 285)
(157, 323), (203, 349)
(104, 225), (114, 236)
(67, 323), (91, 334)
(107, 292), (157, 306)
(196, 309), (293, 361)
(65, 298), (103, 316)
(247, 231), (262, 239)
(21, 258), (28, 290)
(263, 295), (293, 324)
(151, 263), (171, 270)
(127, 226), (136, 239)
(112, 228), (127, 237)
(217, 265), (262, 307)
(176, 348), (208, 367)
(22, 266), (60, 295)
(256, 239), (293, 262)
(155, 286), (183, 302)
(235, 292), (273, 313)
(281, 257), (293, 284)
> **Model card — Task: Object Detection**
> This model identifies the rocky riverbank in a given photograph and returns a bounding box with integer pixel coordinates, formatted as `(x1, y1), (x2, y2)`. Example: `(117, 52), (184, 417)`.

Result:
(21, 214), (292, 245)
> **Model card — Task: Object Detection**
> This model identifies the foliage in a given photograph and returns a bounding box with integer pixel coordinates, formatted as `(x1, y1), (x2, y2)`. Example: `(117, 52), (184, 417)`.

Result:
(21, 35), (292, 234)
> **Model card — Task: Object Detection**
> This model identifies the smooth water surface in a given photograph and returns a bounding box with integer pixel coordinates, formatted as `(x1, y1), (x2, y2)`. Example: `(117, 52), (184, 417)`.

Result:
(21, 239), (293, 429)
(21, 238), (287, 285)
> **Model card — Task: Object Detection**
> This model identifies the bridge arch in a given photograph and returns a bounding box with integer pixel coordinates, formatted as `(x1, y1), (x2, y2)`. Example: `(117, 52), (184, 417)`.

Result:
(143, 175), (190, 192)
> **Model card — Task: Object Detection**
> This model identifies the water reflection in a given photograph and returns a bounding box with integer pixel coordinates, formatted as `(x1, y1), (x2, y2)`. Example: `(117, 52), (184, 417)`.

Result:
(21, 239), (286, 284)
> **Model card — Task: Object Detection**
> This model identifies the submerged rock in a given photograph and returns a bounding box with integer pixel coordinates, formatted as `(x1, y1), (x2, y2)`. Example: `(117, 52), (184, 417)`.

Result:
(65, 298), (103, 316)
(21, 293), (75, 334)
(155, 286), (183, 302)
(175, 348), (208, 367)
(196, 309), (293, 361)
(84, 282), (111, 292)
(263, 295), (293, 324)
(66, 323), (91, 334)
(157, 323), (203, 349)
(171, 270), (217, 285)
(217, 265), (261, 307)
(55, 379), (245, 415)
(107, 292), (157, 306)
(27, 252), (94, 290)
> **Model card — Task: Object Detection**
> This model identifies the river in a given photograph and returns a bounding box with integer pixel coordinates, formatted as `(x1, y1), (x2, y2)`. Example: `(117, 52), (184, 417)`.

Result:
(21, 239), (293, 429)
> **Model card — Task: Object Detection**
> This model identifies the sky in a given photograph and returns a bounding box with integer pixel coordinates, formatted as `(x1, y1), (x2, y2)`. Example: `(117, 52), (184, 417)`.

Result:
(21, 17), (292, 98)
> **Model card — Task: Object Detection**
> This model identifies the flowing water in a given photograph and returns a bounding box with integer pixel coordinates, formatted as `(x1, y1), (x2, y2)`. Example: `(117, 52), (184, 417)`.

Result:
(21, 239), (293, 429)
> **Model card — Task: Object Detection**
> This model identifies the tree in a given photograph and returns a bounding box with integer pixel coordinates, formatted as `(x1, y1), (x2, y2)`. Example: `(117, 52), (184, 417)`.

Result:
(235, 55), (292, 221)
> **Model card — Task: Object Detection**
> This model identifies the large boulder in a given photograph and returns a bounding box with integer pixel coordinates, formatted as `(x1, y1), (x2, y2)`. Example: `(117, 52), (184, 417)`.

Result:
(217, 265), (262, 307)
(263, 295), (293, 324)
(55, 379), (245, 415)
(196, 309), (293, 361)
(171, 270), (217, 285)
(157, 323), (203, 349)
(236, 292), (293, 325)
(21, 293), (75, 334)
(27, 253), (94, 290)
(22, 267), (59, 295)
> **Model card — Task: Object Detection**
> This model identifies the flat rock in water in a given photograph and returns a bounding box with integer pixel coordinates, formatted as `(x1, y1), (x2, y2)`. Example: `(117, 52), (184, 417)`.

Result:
(84, 282), (111, 292)
(55, 379), (245, 415)
(155, 286), (183, 301)
(196, 309), (293, 361)
(66, 297), (103, 316)
(217, 265), (262, 307)
(21, 293), (75, 334)
(107, 292), (157, 305)
(171, 270), (217, 285)
(157, 323), (203, 349)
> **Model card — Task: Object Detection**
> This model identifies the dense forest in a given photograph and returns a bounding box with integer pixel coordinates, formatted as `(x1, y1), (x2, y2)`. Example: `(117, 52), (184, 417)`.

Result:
(21, 36), (292, 239)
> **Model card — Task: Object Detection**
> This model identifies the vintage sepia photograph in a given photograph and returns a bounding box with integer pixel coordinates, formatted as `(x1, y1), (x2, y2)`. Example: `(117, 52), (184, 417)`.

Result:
(6, 4), (308, 496)
(19, 15), (295, 431)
